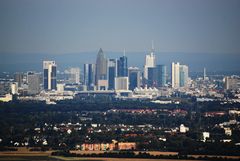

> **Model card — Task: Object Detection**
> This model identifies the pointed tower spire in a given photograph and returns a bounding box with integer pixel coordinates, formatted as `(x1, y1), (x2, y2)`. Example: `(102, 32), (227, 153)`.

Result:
(123, 48), (126, 57)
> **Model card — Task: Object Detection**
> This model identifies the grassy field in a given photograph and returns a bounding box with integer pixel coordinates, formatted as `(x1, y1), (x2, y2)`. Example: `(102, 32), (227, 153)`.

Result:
(0, 156), (204, 161)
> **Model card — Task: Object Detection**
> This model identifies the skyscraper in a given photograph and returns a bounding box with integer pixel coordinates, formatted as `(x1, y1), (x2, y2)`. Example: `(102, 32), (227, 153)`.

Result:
(95, 48), (108, 87)
(148, 67), (157, 87)
(65, 67), (80, 84)
(172, 62), (189, 88)
(43, 61), (57, 90)
(203, 67), (206, 80)
(179, 65), (189, 87)
(84, 63), (96, 90)
(14, 73), (23, 87)
(27, 72), (41, 95)
(156, 65), (167, 87)
(128, 67), (141, 90)
(171, 62), (180, 88)
(108, 59), (117, 90)
(117, 55), (128, 77)
(143, 42), (156, 81)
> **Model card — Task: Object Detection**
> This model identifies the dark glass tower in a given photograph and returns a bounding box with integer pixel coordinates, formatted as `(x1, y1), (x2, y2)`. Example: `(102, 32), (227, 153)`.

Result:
(156, 65), (167, 87)
(117, 56), (128, 77)
(84, 63), (96, 90)
(108, 59), (117, 90)
(147, 67), (157, 87)
(128, 67), (140, 90)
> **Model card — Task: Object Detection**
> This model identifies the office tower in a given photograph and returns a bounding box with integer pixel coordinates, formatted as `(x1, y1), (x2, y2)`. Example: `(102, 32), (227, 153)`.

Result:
(156, 65), (167, 87)
(115, 77), (129, 91)
(95, 48), (108, 87)
(117, 55), (128, 77)
(27, 72), (41, 95)
(143, 42), (156, 81)
(128, 67), (141, 90)
(65, 67), (80, 84)
(203, 67), (206, 80)
(172, 62), (180, 88)
(11, 83), (18, 95)
(172, 62), (189, 88)
(43, 61), (57, 90)
(84, 64), (89, 86)
(14, 73), (23, 87)
(148, 67), (157, 87)
(108, 59), (117, 90)
(224, 76), (240, 90)
(179, 65), (189, 87)
(84, 63), (96, 90)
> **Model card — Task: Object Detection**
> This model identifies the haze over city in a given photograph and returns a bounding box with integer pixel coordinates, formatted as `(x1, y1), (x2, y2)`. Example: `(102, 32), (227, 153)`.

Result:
(1, 0), (240, 72)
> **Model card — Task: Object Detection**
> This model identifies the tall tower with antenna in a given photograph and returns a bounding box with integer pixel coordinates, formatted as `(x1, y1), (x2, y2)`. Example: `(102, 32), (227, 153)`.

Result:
(143, 41), (156, 81)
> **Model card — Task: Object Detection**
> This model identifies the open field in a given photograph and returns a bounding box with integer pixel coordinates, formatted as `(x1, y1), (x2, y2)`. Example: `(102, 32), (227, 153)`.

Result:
(0, 156), (203, 161)
(0, 147), (239, 161)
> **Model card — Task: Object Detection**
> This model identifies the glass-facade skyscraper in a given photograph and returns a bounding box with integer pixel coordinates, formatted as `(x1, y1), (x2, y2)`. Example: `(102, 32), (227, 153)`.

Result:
(117, 56), (128, 77)
(43, 61), (57, 90)
(156, 65), (167, 87)
(84, 63), (95, 90)
(95, 48), (108, 86)
(108, 59), (117, 90)
(128, 67), (140, 90)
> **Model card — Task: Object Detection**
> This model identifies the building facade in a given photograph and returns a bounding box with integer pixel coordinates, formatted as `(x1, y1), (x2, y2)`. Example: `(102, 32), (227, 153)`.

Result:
(108, 59), (117, 90)
(43, 61), (57, 90)
(128, 67), (141, 90)
(95, 48), (108, 89)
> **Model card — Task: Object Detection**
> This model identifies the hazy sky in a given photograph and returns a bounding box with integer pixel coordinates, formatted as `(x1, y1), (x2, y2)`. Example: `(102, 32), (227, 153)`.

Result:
(0, 0), (240, 54)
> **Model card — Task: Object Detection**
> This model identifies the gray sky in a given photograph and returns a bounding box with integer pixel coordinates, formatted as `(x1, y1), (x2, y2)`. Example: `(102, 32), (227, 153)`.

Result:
(0, 0), (240, 54)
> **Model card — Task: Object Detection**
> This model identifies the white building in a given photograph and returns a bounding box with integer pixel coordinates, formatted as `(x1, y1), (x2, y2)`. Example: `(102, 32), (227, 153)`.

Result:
(172, 62), (189, 88)
(143, 43), (156, 80)
(11, 82), (18, 95)
(202, 132), (210, 142)
(172, 62), (180, 88)
(115, 77), (129, 91)
(179, 124), (189, 133)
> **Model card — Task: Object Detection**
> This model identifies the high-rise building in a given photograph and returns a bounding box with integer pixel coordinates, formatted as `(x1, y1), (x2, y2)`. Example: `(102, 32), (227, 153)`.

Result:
(224, 76), (240, 90)
(84, 64), (96, 90)
(115, 77), (129, 91)
(95, 48), (108, 88)
(43, 61), (57, 90)
(147, 65), (167, 88)
(14, 73), (23, 87)
(172, 62), (189, 88)
(148, 67), (157, 87)
(108, 59), (117, 90)
(11, 82), (18, 95)
(117, 56), (128, 77)
(83, 64), (89, 86)
(171, 62), (180, 88)
(143, 42), (156, 81)
(65, 67), (80, 84)
(128, 67), (141, 90)
(203, 67), (206, 80)
(156, 65), (167, 87)
(27, 72), (41, 95)
(179, 65), (189, 87)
